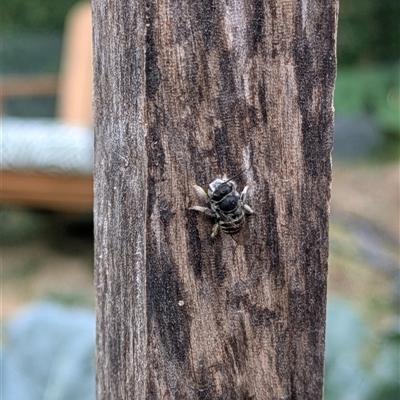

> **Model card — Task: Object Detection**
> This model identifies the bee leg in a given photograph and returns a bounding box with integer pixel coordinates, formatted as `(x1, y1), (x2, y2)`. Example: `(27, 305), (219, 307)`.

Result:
(211, 222), (220, 238)
(243, 204), (255, 214)
(240, 186), (254, 214)
(193, 185), (208, 202)
(240, 185), (250, 202)
(190, 205), (215, 217)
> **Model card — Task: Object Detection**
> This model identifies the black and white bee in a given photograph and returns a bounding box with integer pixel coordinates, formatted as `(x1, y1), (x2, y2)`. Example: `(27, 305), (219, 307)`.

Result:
(190, 172), (254, 239)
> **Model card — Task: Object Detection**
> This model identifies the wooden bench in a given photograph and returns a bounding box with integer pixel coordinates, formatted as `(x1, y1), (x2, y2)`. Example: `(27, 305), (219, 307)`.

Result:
(1, 2), (93, 212)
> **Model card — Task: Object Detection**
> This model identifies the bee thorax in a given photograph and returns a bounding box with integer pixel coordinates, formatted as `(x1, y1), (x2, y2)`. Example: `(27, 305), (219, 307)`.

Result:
(218, 195), (239, 212)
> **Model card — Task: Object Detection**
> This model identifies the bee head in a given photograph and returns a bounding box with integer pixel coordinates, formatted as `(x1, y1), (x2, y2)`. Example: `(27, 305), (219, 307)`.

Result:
(211, 182), (235, 201)
(208, 170), (245, 201)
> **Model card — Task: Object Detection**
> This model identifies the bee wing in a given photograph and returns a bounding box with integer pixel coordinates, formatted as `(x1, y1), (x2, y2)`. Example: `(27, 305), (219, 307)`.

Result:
(193, 185), (209, 203)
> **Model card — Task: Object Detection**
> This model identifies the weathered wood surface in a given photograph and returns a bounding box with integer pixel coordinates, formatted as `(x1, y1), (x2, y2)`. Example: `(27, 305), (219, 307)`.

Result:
(93, 0), (338, 398)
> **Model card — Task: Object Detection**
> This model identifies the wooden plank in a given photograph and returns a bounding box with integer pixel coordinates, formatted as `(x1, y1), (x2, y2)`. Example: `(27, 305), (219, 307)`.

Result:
(1, 170), (93, 212)
(0, 75), (59, 98)
(93, 0), (338, 398)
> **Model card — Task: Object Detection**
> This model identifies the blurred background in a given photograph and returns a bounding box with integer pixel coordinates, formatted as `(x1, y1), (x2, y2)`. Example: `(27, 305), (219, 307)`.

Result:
(1, 0), (399, 399)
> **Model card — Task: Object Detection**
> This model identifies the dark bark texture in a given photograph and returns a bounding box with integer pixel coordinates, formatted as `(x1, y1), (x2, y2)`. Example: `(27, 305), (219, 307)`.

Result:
(93, 0), (338, 398)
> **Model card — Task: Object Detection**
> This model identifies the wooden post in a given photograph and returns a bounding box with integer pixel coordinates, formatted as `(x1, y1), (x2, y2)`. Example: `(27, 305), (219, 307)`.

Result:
(92, 0), (338, 398)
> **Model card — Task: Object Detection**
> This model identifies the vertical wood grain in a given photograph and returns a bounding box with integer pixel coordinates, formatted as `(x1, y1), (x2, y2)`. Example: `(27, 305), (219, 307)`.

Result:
(93, 0), (338, 398)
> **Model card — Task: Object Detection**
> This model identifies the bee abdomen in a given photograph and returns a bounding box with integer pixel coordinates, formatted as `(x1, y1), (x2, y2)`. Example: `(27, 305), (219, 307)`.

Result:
(220, 213), (245, 234)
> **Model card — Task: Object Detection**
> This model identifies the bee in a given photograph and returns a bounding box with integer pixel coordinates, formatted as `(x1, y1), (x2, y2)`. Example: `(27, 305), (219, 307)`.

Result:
(190, 171), (254, 239)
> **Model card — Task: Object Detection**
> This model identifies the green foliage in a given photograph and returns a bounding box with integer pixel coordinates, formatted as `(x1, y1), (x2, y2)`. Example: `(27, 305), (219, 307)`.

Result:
(0, 209), (50, 244)
(2, 0), (82, 32)
(2, 32), (62, 74)
(338, 0), (399, 65)
(335, 64), (400, 134)
(334, 63), (400, 161)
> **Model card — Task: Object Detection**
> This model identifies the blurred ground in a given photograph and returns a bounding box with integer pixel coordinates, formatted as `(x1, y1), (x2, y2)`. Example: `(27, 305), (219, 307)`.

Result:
(1, 213), (94, 319)
(1, 162), (399, 322)
(331, 162), (399, 241)
(328, 162), (399, 330)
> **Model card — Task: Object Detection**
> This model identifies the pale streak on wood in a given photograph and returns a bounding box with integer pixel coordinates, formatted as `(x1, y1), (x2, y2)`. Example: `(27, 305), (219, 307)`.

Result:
(222, 0), (251, 100)
(301, 0), (309, 29)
